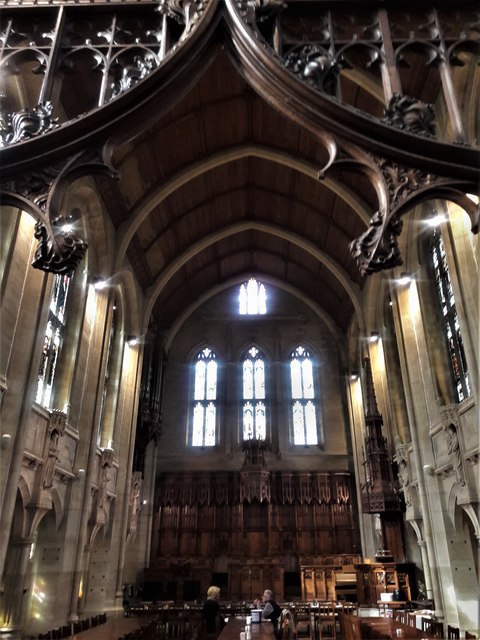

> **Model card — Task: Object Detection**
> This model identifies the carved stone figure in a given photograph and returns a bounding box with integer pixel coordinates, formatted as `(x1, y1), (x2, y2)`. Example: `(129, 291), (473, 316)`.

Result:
(398, 459), (412, 507)
(43, 430), (60, 489)
(130, 472), (143, 524)
(446, 423), (465, 486)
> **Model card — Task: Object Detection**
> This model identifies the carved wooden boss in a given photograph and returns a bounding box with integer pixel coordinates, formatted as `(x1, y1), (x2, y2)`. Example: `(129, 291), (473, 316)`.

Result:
(0, 0), (478, 276)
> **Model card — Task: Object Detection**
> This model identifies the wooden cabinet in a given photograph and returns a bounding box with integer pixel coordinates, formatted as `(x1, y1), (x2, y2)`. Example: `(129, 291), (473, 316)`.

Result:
(356, 563), (413, 605)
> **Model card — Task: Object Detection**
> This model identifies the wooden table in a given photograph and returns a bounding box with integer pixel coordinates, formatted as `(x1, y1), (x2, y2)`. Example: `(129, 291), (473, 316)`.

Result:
(218, 617), (276, 640)
(360, 616), (434, 639)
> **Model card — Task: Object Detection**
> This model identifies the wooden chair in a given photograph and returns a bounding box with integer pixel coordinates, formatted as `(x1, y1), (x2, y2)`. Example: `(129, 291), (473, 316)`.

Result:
(61, 624), (72, 638)
(279, 608), (297, 640)
(294, 605), (313, 640)
(406, 612), (417, 628)
(422, 621), (444, 638)
(166, 619), (187, 639)
(393, 610), (407, 625)
(465, 632), (476, 639)
(318, 601), (336, 640)
(447, 625), (460, 639)
(72, 621), (82, 635)
(345, 615), (364, 640)
(339, 602), (358, 616)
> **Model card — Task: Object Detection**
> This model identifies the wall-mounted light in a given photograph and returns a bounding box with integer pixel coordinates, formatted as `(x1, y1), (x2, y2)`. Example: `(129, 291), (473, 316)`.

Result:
(92, 277), (108, 290)
(396, 272), (413, 286)
(350, 372), (359, 381)
(369, 331), (380, 343)
(427, 213), (447, 227)
(423, 464), (434, 476)
(467, 193), (479, 205)
(127, 335), (139, 346)
(1, 433), (12, 450)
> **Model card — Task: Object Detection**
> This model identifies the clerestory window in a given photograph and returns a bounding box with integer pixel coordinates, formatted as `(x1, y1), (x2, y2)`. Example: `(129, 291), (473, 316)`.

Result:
(192, 347), (218, 446)
(242, 346), (266, 440)
(36, 273), (71, 408)
(290, 345), (318, 445)
(239, 278), (266, 315)
(431, 227), (470, 402)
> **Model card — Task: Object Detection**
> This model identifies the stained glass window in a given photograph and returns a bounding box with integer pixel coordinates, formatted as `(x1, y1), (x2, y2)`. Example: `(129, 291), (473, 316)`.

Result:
(431, 227), (470, 402)
(192, 348), (217, 446)
(36, 274), (71, 408)
(290, 346), (318, 445)
(239, 278), (267, 315)
(242, 346), (266, 440)
(97, 301), (117, 446)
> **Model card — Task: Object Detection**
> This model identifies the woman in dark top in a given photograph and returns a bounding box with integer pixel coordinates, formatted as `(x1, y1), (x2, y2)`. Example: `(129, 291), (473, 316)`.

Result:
(202, 585), (225, 636)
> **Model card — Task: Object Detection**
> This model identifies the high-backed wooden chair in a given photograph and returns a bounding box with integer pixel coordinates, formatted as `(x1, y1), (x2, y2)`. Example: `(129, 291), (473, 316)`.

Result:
(318, 601), (336, 640)
(339, 602), (358, 616)
(406, 612), (417, 628)
(422, 621), (444, 638)
(393, 610), (407, 625)
(294, 605), (313, 640)
(166, 618), (187, 639)
(447, 626), (460, 639)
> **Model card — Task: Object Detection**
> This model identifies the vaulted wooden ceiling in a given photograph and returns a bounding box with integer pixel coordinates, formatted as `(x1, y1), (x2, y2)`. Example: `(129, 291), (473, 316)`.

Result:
(2, 1), (478, 342)
(105, 49), (370, 335)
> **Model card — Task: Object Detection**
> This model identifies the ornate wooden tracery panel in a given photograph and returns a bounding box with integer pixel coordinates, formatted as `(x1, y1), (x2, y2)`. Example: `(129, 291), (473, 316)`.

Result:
(154, 470), (356, 560)
(0, 0), (478, 280)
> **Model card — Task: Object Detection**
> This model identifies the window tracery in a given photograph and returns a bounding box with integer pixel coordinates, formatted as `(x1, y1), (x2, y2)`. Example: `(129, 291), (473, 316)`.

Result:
(192, 347), (217, 446)
(239, 278), (267, 315)
(242, 346), (266, 440)
(431, 227), (470, 402)
(290, 345), (318, 445)
(36, 273), (71, 408)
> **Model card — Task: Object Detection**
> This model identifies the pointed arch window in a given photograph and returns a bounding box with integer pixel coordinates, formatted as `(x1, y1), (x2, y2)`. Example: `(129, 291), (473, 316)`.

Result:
(431, 227), (470, 402)
(239, 278), (267, 315)
(36, 273), (71, 408)
(192, 348), (217, 446)
(290, 346), (318, 445)
(242, 346), (266, 440)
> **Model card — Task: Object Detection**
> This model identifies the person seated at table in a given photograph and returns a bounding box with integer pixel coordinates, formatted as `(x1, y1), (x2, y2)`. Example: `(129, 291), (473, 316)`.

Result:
(253, 589), (282, 630)
(203, 585), (226, 636)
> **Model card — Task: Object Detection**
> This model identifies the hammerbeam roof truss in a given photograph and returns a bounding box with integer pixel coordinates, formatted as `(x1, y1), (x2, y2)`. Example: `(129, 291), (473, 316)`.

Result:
(0, 0), (478, 337)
